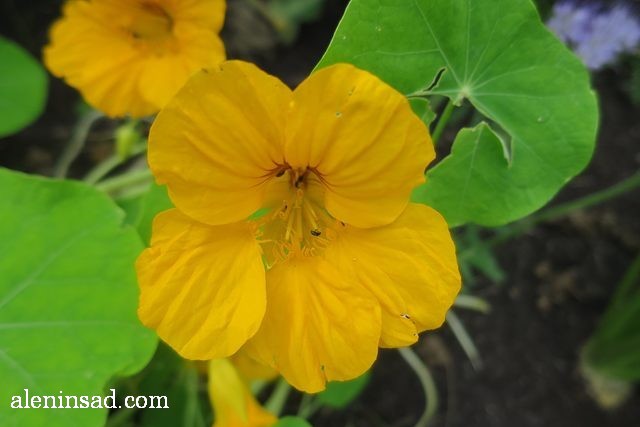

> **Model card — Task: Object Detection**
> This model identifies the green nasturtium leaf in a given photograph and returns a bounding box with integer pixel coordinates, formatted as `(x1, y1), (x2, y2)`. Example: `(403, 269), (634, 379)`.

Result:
(274, 416), (313, 427)
(413, 123), (523, 227)
(0, 168), (157, 427)
(118, 183), (173, 245)
(318, 0), (598, 226)
(0, 37), (48, 138)
(317, 372), (370, 409)
(409, 97), (436, 127)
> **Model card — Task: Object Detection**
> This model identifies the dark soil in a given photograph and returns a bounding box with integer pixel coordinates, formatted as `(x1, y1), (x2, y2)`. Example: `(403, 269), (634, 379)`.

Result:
(2, 1), (639, 426)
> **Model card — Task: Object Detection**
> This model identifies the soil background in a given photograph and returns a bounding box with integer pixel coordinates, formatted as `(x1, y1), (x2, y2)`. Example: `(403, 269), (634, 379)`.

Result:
(1, 1), (639, 426)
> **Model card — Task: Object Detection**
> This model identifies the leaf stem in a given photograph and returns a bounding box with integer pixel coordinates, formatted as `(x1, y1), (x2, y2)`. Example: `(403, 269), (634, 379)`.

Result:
(531, 171), (640, 223)
(53, 110), (103, 178)
(95, 168), (153, 194)
(431, 99), (455, 145)
(184, 364), (207, 427)
(453, 294), (491, 314)
(484, 170), (640, 249)
(446, 311), (482, 370)
(83, 143), (147, 185)
(398, 347), (438, 427)
(297, 393), (321, 419)
(601, 251), (640, 323)
(264, 377), (291, 417)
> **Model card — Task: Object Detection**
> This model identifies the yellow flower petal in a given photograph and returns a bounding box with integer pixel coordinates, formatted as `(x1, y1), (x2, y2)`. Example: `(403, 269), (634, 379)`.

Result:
(231, 349), (278, 382)
(285, 64), (434, 228)
(148, 61), (292, 226)
(246, 256), (381, 393)
(326, 204), (461, 347)
(209, 359), (277, 427)
(44, 0), (226, 117)
(137, 31), (225, 109)
(136, 209), (266, 359)
(168, 0), (226, 32)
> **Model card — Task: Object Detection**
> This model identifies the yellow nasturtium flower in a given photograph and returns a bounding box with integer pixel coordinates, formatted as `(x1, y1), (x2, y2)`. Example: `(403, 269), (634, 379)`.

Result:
(137, 60), (461, 392)
(209, 359), (277, 427)
(44, 0), (226, 118)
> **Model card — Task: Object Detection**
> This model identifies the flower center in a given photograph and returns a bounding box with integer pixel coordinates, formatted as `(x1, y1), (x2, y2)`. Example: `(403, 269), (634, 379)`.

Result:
(129, 3), (174, 50)
(258, 168), (336, 266)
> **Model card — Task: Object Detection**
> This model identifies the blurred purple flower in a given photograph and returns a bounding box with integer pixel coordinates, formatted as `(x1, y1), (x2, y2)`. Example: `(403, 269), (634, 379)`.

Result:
(547, 1), (593, 44)
(547, 1), (640, 70)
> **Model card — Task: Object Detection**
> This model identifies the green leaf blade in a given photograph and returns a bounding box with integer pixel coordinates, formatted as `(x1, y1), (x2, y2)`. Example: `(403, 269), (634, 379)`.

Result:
(0, 37), (48, 138)
(316, 372), (370, 409)
(318, 0), (598, 226)
(0, 168), (157, 427)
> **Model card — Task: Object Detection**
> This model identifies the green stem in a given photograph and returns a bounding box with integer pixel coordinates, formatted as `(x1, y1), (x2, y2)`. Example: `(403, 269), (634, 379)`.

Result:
(398, 347), (438, 427)
(479, 170), (640, 251)
(184, 364), (207, 427)
(446, 311), (482, 371)
(111, 181), (155, 201)
(533, 171), (640, 223)
(251, 380), (272, 397)
(453, 294), (491, 314)
(611, 252), (640, 306)
(53, 110), (103, 178)
(297, 393), (323, 420)
(431, 99), (455, 145)
(95, 168), (153, 194)
(264, 378), (291, 417)
(83, 143), (147, 185)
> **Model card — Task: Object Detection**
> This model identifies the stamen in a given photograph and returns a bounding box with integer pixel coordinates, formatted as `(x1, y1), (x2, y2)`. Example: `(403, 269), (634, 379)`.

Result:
(257, 168), (337, 265)
(302, 198), (320, 233)
(284, 206), (296, 242)
(294, 207), (303, 242)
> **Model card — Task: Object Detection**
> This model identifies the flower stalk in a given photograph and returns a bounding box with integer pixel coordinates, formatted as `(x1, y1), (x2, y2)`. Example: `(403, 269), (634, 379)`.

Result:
(399, 347), (439, 427)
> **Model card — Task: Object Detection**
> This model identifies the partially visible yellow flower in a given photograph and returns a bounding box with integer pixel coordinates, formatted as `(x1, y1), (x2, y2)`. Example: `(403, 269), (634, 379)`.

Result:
(44, 0), (226, 117)
(209, 359), (277, 427)
(137, 60), (461, 392)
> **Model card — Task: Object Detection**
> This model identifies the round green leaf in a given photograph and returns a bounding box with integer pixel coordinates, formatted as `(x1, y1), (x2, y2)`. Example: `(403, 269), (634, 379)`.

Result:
(0, 168), (157, 427)
(0, 37), (48, 138)
(318, 0), (598, 226)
